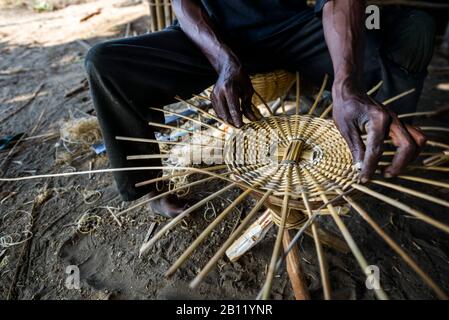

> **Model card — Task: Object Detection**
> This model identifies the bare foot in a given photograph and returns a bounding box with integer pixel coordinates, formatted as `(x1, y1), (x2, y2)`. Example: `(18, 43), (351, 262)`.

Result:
(148, 192), (187, 218)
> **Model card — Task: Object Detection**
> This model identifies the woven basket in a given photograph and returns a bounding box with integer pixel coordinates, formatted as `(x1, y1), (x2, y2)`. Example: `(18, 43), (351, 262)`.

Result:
(250, 70), (296, 106)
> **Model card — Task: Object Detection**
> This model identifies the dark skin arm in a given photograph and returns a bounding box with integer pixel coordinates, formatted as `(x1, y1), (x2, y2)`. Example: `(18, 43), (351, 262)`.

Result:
(323, 0), (426, 182)
(173, 0), (426, 181)
(172, 0), (258, 128)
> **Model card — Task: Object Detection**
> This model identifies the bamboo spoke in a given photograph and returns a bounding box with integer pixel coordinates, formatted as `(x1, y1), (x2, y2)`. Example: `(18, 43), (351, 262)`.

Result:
(165, 188), (253, 277)
(383, 88), (415, 106)
(126, 154), (169, 160)
(174, 96), (236, 129)
(305, 169), (389, 300)
(139, 183), (237, 257)
(398, 175), (449, 190)
(308, 74), (328, 116)
(135, 164), (226, 188)
(352, 184), (449, 234)
(117, 176), (219, 217)
(340, 191), (448, 300)
(419, 126), (449, 133)
(190, 189), (273, 289)
(372, 180), (449, 209)
(301, 190), (331, 300)
(150, 107), (227, 134)
(261, 166), (292, 300)
(148, 121), (224, 141)
(116, 135), (223, 149)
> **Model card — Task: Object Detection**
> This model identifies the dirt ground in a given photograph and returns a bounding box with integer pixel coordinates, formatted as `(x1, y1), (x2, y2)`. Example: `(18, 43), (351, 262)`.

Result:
(1, 0), (449, 300)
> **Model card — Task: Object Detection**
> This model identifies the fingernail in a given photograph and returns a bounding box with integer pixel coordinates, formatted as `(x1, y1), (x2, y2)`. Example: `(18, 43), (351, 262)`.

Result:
(360, 176), (369, 184)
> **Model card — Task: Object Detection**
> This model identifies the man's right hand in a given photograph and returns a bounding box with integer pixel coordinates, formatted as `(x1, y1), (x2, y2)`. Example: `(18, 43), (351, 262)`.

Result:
(211, 58), (259, 128)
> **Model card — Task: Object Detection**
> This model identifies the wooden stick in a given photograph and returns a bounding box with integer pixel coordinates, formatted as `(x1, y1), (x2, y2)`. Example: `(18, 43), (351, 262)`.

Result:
(190, 189), (273, 288)
(165, 188), (253, 277)
(352, 184), (449, 234)
(139, 183), (237, 256)
(283, 230), (310, 300)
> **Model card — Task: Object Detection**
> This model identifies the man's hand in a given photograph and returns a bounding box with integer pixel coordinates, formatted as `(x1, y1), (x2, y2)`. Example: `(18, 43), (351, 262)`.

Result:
(333, 93), (426, 182)
(211, 58), (258, 128)
(323, 0), (426, 182)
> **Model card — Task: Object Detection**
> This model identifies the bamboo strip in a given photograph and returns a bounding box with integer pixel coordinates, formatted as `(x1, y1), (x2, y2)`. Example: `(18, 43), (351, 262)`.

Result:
(174, 96), (237, 129)
(308, 74), (328, 116)
(352, 184), (449, 234)
(398, 175), (449, 190)
(150, 107), (226, 134)
(165, 188), (254, 276)
(126, 154), (169, 160)
(262, 166), (292, 300)
(117, 176), (218, 217)
(116, 135), (223, 149)
(383, 88), (415, 106)
(190, 189), (273, 288)
(148, 121), (225, 141)
(372, 180), (449, 209)
(301, 190), (331, 300)
(341, 191), (448, 300)
(135, 164), (226, 188)
(139, 183), (236, 256)
(305, 169), (389, 300)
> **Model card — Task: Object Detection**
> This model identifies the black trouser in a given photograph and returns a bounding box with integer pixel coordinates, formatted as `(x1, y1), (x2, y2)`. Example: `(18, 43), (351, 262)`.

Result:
(85, 8), (435, 201)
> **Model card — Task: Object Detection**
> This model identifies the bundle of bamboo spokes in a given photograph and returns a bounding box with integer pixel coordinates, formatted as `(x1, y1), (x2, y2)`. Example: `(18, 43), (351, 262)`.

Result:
(2, 76), (448, 300)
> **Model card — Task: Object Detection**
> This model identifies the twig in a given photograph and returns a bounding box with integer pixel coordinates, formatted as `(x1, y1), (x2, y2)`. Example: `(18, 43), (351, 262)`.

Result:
(80, 8), (102, 22)
(0, 83), (44, 125)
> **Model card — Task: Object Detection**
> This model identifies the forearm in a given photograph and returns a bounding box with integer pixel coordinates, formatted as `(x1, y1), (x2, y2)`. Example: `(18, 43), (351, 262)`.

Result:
(172, 0), (240, 73)
(322, 0), (366, 101)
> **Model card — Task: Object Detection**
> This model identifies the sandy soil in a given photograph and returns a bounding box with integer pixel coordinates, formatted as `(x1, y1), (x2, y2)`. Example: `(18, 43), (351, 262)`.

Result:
(1, 0), (449, 300)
